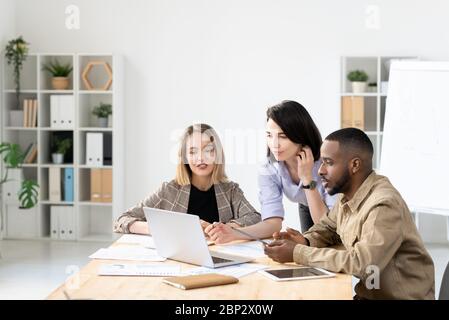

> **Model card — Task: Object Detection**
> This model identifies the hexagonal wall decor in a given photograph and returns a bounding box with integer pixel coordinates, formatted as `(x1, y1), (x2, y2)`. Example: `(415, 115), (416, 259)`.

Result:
(82, 61), (113, 90)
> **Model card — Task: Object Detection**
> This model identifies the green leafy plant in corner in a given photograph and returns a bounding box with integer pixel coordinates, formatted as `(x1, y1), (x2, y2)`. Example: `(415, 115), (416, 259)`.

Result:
(92, 102), (112, 118)
(52, 137), (72, 155)
(4, 36), (29, 109)
(42, 59), (73, 77)
(0, 142), (39, 208)
(347, 70), (368, 82)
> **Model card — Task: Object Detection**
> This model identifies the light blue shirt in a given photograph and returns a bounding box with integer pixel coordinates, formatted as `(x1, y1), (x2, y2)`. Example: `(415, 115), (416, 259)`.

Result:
(258, 158), (336, 220)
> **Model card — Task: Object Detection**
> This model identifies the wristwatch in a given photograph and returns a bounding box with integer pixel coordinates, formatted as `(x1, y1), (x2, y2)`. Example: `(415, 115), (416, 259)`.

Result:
(301, 180), (317, 190)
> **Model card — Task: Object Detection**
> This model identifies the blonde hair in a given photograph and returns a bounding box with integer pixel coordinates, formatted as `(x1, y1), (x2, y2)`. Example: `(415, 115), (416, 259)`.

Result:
(175, 123), (228, 186)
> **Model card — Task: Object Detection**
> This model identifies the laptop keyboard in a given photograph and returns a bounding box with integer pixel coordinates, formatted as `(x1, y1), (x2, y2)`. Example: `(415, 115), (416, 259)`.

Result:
(212, 256), (233, 264)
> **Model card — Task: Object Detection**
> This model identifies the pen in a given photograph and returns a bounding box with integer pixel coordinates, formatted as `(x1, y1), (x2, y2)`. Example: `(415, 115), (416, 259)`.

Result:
(229, 226), (270, 245)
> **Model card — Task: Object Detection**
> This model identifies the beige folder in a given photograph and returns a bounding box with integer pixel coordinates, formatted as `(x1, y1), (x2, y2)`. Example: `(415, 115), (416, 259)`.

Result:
(90, 169), (102, 202)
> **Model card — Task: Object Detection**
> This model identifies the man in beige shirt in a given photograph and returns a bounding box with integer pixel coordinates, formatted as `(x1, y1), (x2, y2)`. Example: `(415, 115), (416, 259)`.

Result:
(264, 128), (435, 300)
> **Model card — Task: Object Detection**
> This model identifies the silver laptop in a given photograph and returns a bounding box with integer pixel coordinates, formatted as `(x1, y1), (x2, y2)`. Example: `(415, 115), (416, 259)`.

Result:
(143, 207), (252, 268)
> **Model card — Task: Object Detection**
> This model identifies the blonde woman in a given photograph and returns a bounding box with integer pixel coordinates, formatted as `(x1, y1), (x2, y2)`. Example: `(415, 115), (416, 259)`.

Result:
(114, 123), (261, 243)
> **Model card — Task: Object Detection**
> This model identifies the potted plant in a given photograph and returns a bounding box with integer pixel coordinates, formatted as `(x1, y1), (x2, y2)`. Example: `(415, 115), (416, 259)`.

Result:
(51, 137), (72, 164)
(0, 143), (39, 208)
(92, 102), (112, 127)
(42, 59), (73, 90)
(368, 82), (377, 93)
(4, 36), (29, 109)
(347, 70), (369, 94)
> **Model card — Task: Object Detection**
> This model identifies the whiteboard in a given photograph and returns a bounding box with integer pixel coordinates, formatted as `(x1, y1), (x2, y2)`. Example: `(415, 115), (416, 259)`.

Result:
(380, 61), (449, 213)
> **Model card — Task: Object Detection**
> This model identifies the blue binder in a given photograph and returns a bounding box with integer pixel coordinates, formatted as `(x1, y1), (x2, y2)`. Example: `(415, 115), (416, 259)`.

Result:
(64, 168), (74, 202)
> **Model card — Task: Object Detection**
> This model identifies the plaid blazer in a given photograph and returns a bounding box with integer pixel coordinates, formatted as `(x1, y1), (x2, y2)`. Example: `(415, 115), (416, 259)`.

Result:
(113, 180), (261, 233)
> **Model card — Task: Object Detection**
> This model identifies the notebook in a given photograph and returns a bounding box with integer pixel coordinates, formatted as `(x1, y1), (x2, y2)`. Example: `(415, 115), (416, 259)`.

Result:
(162, 273), (238, 290)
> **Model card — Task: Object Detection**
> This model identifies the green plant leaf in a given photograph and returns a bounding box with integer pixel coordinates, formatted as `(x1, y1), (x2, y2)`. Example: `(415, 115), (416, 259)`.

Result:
(18, 179), (39, 208)
(0, 143), (24, 168)
(42, 59), (73, 77)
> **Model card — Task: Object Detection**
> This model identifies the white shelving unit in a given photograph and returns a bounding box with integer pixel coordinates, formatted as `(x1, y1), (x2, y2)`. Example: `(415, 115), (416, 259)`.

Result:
(1, 53), (124, 242)
(340, 56), (418, 170)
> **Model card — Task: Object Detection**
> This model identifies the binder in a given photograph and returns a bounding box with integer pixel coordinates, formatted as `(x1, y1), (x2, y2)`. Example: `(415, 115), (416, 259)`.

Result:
(50, 205), (75, 240)
(86, 132), (103, 166)
(90, 169), (102, 202)
(101, 169), (113, 202)
(50, 95), (59, 128)
(59, 95), (75, 129)
(341, 96), (365, 129)
(50, 95), (75, 129)
(50, 205), (59, 239)
(64, 168), (74, 202)
(49, 167), (61, 202)
(59, 206), (75, 240)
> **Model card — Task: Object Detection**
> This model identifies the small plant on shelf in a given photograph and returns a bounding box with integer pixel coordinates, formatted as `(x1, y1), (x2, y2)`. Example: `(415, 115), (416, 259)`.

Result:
(51, 137), (72, 164)
(42, 59), (73, 90)
(0, 142), (39, 208)
(347, 70), (369, 94)
(92, 102), (112, 127)
(4, 36), (29, 109)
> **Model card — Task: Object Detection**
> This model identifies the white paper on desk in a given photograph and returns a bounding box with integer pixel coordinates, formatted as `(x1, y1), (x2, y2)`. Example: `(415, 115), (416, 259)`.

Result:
(116, 234), (155, 248)
(183, 263), (268, 278)
(212, 241), (268, 259)
(89, 247), (166, 262)
(98, 264), (181, 276)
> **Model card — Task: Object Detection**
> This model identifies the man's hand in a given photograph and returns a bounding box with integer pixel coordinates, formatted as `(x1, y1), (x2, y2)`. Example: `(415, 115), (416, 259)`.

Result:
(272, 227), (308, 245)
(264, 239), (297, 263)
(204, 222), (239, 244)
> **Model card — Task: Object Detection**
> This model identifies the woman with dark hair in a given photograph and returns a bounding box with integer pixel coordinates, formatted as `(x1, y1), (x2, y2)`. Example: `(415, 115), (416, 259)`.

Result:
(206, 101), (335, 244)
(259, 100), (335, 232)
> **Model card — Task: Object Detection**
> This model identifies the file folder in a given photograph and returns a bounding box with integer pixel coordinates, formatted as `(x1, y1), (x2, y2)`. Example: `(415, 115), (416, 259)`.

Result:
(86, 132), (103, 166)
(64, 168), (74, 202)
(49, 167), (61, 202)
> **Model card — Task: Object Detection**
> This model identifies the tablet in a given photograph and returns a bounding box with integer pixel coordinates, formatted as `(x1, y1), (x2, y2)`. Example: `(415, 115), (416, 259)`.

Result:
(259, 267), (335, 281)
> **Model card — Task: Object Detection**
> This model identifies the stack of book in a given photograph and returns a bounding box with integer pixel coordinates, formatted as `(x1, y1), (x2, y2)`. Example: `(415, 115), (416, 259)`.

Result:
(23, 99), (38, 127)
(22, 142), (38, 164)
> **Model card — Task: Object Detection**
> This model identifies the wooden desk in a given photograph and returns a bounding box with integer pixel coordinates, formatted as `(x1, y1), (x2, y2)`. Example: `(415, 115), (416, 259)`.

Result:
(47, 241), (353, 300)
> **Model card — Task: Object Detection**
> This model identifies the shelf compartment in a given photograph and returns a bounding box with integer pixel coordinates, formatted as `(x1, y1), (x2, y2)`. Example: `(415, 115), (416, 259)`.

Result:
(4, 54), (38, 91)
(39, 131), (74, 164)
(38, 92), (75, 128)
(78, 93), (112, 128)
(342, 57), (378, 94)
(79, 55), (113, 91)
(78, 131), (113, 166)
(39, 55), (75, 91)
(39, 167), (75, 203)
(3, 92), (38, 127)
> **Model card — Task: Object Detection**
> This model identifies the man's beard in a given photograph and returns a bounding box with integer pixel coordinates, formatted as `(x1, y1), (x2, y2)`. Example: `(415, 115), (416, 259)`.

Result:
(327, 169), (351, 195)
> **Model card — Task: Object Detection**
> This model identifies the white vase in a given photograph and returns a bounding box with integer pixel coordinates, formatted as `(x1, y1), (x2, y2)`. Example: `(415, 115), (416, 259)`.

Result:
(52, 153), (64, 164)
(351, 82), (367, 94)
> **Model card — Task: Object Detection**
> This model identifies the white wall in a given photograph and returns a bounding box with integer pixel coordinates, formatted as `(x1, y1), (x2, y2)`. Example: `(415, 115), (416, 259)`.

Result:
(11, 0), (449, 240)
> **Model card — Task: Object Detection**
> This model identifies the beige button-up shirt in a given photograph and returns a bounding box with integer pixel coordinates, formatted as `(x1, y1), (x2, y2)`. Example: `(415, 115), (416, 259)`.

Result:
(293, 172), (435, 300)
